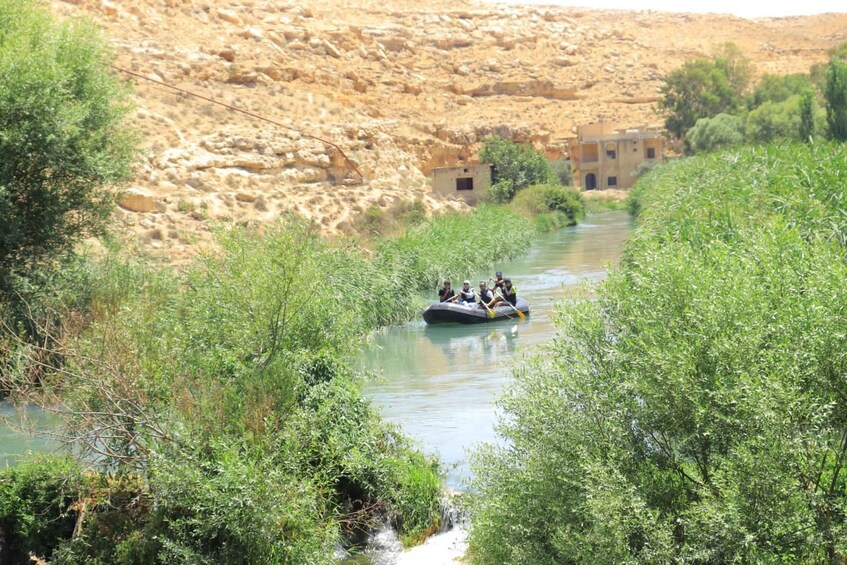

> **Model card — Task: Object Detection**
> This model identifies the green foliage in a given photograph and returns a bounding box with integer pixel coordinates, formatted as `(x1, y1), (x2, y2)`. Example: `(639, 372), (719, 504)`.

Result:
(714, 42), (752, 95)
(374, 204), (534, 292)
(824, 57), (847, 141)
(659, 48), (749, 139)
(3, 204), (536, 560)
(745, 96), (803, 143)
(548, 159), (573, 186)
(686, 113), (744, 153)
(0, 0), (136, 286)
(470, 143), (847, 563)
(0, 455), (85, 561)
(479, 137), (554, 202)
(747, 73), (813, 109)
(800, 88), (816, 141)
(145, 451), (335, 564)
(282, 378), (441, 545)
(511, 184), (585, 232)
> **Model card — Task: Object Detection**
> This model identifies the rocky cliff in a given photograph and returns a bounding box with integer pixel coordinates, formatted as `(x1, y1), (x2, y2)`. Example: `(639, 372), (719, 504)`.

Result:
(52, 0), (847, 260)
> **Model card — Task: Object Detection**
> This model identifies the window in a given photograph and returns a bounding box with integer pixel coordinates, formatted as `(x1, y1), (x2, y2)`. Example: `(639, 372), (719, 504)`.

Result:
(456, 177), (474, 191)
(646, 147), (656, 159)
(584, 173), (597, 190)
(606, 149), (616, 159)
(608, 176), (617, 187)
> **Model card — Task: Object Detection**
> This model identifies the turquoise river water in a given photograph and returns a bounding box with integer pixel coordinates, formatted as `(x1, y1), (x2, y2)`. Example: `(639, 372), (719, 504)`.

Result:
(356, 211), (633, 489)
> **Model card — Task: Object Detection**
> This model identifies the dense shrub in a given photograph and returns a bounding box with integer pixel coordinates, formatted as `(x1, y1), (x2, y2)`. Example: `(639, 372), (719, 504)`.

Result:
(510, 184), (585, 232)
(0, 455), (85, 562)
(471, 142), (847, 563)
(686, 112), (744, 153)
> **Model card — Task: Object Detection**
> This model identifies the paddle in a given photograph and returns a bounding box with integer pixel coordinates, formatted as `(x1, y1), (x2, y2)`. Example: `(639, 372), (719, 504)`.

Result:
(495, 289), (525, 320)
(473, 290), (496, 318)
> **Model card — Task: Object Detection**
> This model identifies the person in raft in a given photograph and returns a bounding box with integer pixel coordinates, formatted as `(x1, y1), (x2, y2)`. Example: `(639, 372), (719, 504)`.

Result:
(438, 279), (456, 302)
(491, 271), (506, 292)
(501, 277), (517, 306)
(476, 281), (496, 309)
(457, 280), (476, 305)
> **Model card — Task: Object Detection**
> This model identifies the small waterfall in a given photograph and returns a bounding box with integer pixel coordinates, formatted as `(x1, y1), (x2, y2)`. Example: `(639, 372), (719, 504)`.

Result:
(338, 490), (469, 564)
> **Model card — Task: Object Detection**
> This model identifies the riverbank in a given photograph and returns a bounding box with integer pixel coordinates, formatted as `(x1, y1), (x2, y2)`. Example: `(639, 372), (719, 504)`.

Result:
(0, 204), (538, 562)
(468, 142), (847, 562)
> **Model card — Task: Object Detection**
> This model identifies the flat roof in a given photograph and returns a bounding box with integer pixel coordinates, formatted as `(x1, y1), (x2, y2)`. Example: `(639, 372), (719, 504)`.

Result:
(580, 130), (662, 142)
(432, 164), (491, 172)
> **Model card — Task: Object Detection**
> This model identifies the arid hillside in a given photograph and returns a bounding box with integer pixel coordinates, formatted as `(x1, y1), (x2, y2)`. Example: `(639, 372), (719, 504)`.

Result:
(53, 0), (847, 260)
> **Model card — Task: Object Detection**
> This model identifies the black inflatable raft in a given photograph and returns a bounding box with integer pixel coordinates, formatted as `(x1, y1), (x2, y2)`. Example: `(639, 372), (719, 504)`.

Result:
(422, 298), (530, 325)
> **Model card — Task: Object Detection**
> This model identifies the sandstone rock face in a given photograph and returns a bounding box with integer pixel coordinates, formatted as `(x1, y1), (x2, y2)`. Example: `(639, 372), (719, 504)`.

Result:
(119, 189), (157, 213)
(49, 0), (846, 262)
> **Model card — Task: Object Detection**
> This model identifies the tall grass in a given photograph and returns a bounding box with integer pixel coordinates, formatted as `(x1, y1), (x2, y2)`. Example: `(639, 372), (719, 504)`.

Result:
(374, 204), (534, 296)
(470, 142), (847, 563)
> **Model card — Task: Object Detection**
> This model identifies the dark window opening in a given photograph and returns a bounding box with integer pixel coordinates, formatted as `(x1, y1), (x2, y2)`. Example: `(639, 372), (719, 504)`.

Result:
(463, 168), (469, 173)
(608, 176), (617, 187)
(606, 149), (616, 159)
(646, 147), (656, 159)
(585, 173), (597, 190)
(456, 177), (474, 191)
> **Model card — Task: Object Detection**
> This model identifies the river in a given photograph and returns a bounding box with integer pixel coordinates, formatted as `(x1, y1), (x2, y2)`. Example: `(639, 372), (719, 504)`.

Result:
(357, 211), (633, 490)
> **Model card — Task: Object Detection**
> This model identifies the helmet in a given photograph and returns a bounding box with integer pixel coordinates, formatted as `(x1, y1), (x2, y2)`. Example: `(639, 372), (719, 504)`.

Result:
(504, 277), (511, 283)
(463, 280), (470, 285)
(495, 271), (502, 276)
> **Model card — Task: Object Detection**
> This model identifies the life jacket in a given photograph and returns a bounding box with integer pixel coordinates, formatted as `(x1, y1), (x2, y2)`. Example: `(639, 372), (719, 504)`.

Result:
(478, 288), (494, 304)
(503, 284), (517, 306)
(459, 288), (475, 303)
(439, 288), (455, 302)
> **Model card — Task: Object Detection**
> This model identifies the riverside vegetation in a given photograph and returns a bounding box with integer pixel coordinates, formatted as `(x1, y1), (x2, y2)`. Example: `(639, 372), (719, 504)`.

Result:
(0, 204), (537, 563)
(469, 141), (847, 563)
(0, 1), (560, 562)
(0, 1), (590, 561)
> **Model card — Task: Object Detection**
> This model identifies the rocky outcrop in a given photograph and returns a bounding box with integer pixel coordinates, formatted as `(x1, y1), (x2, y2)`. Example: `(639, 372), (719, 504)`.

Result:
(49, 0), (844, 261)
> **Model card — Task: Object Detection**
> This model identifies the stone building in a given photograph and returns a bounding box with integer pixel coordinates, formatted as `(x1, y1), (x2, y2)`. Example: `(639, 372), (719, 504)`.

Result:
(431, 163), (492, 204)
(567, 122), (663, 190)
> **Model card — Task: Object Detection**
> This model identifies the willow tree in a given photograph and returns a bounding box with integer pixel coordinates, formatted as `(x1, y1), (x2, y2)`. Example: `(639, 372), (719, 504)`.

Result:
(0, 0), (136, 288)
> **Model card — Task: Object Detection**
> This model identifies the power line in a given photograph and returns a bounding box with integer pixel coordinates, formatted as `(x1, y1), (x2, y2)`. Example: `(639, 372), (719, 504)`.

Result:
(111, 65), (364, 181)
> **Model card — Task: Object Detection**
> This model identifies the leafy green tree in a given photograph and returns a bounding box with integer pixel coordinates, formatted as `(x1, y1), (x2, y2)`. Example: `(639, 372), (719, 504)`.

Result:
(659, 47), (749, 139)
(714, 42), (751, 95)
(686, 113), (744, 153)
(745, 96), (802, 143)
(800, 88), (816, 141)
(824, 57), (847, 141)
(0, 0), (136, 287)
(479, 137), (553, 203)
(748, 73), (812, 109)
